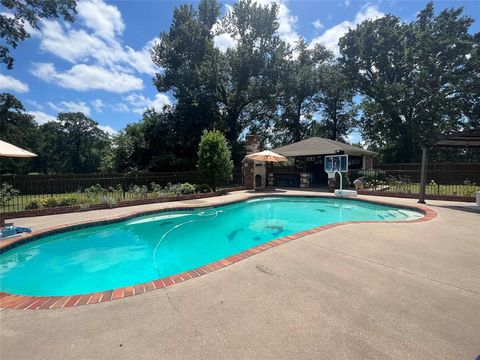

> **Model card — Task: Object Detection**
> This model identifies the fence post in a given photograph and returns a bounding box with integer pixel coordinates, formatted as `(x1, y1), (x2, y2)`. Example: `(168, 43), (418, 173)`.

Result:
(418, 146), (428, 204)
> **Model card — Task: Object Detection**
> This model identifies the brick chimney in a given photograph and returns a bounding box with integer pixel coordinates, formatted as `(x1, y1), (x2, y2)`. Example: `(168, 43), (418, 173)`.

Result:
(243, 135), (266, 190)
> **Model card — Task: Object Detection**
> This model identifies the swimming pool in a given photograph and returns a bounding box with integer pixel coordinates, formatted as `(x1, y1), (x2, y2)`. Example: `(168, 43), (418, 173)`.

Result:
(0, 197), (423, 297)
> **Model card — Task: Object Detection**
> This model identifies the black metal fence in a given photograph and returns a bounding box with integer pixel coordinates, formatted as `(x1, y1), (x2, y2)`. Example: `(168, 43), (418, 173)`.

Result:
(347, 169), (480, 198)
(269, 167), (480, 199)
(1, 171), (243, 214)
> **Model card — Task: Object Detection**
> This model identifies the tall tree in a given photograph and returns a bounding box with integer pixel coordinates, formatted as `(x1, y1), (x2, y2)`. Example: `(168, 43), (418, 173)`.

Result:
(0, 93), (38, 173)
(313, 63), (357, 142)
(109, 130), (138, 173)
(107, 108), (199, 173)
(0, 0), (77, 69)
(339, 3), (479, 162)
(152, 0), (288, 164)
(35, 121), (68, 173)
(215, 0), (287, 154)
(274, 40), (332, 145)
(151, 0), (221, 164)
(57, 112), (108, 173)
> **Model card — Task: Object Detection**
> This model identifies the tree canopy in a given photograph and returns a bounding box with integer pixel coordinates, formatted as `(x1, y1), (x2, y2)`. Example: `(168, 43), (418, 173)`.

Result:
(340, 3), (479, 162)
(0, 93), (108, 174)
(0, 0), (77, 69)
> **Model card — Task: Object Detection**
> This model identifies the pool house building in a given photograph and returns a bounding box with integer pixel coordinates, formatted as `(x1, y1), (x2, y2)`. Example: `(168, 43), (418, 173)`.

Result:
(270, 137), (376, 188)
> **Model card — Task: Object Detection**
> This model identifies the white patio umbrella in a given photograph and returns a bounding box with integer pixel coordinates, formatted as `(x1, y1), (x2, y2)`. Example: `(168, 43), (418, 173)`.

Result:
(0, 140), (37, 158)
(244, 150), (287, 163)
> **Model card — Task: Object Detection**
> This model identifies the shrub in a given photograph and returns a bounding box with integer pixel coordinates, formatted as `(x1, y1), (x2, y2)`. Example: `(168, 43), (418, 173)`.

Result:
(0, 183), (19, 207)
(176, 183), (196, 195)
(150, 182), (162, 195)
(108, 184), (123, 193)
(85, 184), (107, 198)
(44, 197), (60, 208)
(163, 182), (178, 195)
(100, 196), (118, 208)
(24, 199), (46, 210)
(197, 130), (233, 191)
(129, 184), (148, 198)
(58, 196), (78, 207)
(195, 184), (212, 193)
(79, 203), (90, 211)
(106, 184), (123, 201)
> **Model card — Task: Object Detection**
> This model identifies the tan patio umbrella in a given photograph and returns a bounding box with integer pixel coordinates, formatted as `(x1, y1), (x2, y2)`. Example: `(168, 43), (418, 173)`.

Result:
(0, 140), (37, 158)
(245, 150), (287, 163)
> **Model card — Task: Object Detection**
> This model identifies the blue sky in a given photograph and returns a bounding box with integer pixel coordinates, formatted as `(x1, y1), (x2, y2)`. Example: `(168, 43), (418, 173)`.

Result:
(1, 0), (478, 139)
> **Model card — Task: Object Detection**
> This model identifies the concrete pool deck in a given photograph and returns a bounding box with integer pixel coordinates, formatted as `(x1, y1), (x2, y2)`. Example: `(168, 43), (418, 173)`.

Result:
(1, 190), (479, 359)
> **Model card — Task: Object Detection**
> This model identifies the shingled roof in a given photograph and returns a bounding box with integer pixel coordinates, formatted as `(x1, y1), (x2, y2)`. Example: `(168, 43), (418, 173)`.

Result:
(273, 137), (376, 157)
(426, 129), (480, 147)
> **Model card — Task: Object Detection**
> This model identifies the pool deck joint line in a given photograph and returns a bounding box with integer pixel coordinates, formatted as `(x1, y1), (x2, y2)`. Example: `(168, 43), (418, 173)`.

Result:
(0, 194), (437, 310)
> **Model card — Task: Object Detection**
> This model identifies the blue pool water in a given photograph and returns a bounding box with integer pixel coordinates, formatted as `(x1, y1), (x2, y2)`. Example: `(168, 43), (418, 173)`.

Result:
(0, 197), (422, 296)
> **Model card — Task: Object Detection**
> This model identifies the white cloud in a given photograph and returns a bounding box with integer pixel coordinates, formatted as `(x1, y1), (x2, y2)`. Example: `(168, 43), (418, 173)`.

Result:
(98, 124), (118, 135)
(29, 0), (157, 94)
(124, 93), (171, 114)
(310, 5), (384, 57)
(0, 74), (29, 93)
(91, 99), (105, 112)
(275, 0), (300, 45)
(36, 19), (157, 76)
(62, 101), (90, 115)
(125, 39), (159, 76)
(151, 94), (171, 112)
(214, 33), (236, 52)
(48, 100), (91, 115)
(27, 111), (57, 125)
(31, 63), (144, 93)
(77, 0), (125, 39)
(47, 102), (62, 112)
(111, 102), (129, 112)
(212, 5), (237, 52)
(312, 19), (324, 30)
(26, 100), (43, 110)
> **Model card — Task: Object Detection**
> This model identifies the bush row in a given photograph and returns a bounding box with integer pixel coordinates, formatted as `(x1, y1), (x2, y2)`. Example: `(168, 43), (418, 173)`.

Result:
(23, 182), (213, 210)
(24, 196), (79, 210)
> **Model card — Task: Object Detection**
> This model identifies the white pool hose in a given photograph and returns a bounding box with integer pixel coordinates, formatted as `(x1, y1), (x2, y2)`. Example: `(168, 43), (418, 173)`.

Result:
(152, 210), (220, 275)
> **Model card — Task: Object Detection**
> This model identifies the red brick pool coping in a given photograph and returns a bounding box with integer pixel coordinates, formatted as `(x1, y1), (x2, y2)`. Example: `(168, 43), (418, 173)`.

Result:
(0, 195), (437, 310)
